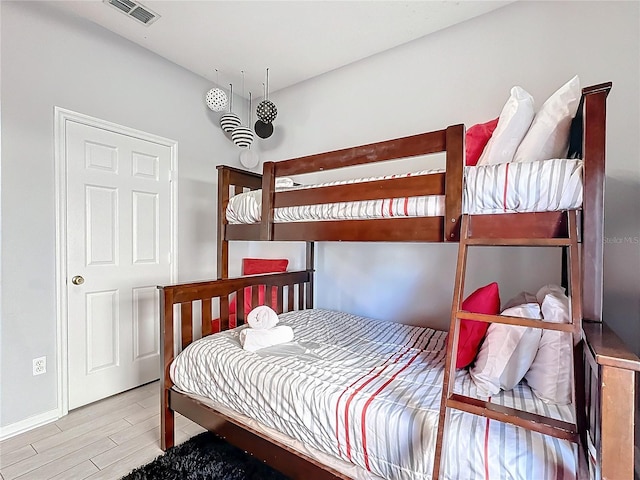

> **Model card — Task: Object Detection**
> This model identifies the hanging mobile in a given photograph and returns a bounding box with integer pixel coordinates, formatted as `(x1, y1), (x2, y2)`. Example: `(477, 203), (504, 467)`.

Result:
(219, 83), (241, 132)
(256, 68), (277, 124)
(255, 82), (274, 139)
(205, 69), (228, 112)
(231, 73), (254, 149)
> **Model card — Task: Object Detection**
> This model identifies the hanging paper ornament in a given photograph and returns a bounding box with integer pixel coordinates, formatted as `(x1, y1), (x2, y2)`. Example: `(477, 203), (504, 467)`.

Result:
(254, 119), (274, 139)
(232, 84), (254, 149)
(219, 83), (240, 132)
(239, 149), (260, 168)
(205, 88), (228, 111)
(231, 126), (254, 148)
(256, 68), (278, 123)
(256, 100), (277, 123)
(220, 112), (241, 132)
(205, 70), (228, 112)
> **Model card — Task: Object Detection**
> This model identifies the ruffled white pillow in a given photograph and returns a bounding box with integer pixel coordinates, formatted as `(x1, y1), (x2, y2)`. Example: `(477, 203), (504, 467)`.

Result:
(524, 285), (573, 404)
(470, 302), (542, 396)
(476, 86), (535, 166)
(513, 75), (581, 163)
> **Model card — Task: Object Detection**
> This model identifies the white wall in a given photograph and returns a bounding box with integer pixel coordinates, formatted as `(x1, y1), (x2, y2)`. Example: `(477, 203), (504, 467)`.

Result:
(0, 1), (238, 429)
(257, 0), (640, 348)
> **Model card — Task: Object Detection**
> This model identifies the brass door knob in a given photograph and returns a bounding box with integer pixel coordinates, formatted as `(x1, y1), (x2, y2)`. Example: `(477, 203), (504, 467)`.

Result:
(71, 275), (85, 285)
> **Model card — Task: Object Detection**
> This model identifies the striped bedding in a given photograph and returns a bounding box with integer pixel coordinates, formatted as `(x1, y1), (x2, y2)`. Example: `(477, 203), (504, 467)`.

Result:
(225, 159), (583, 224)
(170, 309), (577, 480)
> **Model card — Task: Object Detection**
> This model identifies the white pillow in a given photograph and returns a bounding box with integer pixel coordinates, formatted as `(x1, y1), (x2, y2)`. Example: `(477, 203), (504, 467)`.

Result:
(535, 283), (567, 306)
(513, 75), (581, 163)
(502, 290), (538, 310)
(470, 303), (542, 396)
(476, 86), (535, 166)
(524, 285), (573, 404)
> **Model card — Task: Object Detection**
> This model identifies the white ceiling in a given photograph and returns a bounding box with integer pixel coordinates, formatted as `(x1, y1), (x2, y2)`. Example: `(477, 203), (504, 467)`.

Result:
(51, 0), (513, 97)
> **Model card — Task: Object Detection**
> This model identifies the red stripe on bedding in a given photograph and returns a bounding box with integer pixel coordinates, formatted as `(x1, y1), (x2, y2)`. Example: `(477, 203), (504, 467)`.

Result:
(404, 197), (409, 216)
(389, 198), (394, 217)
(360, 348), (424, 470)
(343, 362), (394, 460)
(334, 364), (380, 458)
(503, 163), (510, 212)
(484, 396), (492, 480)
(338, 331), (422, 461)
(334, 337), (414, 457)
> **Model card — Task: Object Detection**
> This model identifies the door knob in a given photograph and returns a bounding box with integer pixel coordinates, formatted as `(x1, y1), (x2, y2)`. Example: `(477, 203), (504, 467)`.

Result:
(71, 275), (85, 285)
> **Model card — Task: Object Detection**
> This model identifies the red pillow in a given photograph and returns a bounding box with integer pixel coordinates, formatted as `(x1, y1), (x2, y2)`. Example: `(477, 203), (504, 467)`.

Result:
(228, 258), (289, 319)
(242, 258), (289, 276)
(465, 118), (499, 166)
(455, 282), (501, 368)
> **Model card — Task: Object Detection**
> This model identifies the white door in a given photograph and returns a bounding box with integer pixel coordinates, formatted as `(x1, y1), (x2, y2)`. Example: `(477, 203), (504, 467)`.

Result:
(66, 120), (172, 409)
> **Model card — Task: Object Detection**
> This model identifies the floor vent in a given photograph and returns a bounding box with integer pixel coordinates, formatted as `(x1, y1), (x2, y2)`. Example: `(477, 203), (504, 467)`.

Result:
(103, 0), (160, 26)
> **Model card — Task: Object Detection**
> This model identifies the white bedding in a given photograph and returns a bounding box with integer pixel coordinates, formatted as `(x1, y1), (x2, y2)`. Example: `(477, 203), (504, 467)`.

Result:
(171, 309), (577, 480)
(225, 159), (583, 224)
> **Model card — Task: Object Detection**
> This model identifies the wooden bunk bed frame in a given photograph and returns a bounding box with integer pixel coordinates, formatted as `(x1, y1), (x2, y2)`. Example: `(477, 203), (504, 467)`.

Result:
(160, 83), (639, 479)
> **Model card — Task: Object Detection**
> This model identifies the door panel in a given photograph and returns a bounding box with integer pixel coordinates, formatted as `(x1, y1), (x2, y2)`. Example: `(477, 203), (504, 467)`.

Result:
(66, 121), (172, 409)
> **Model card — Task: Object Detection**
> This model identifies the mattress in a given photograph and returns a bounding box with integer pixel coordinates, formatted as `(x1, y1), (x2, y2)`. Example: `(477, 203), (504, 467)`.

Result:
(225, 159), (583, 224)
(170, 309), (577, 480)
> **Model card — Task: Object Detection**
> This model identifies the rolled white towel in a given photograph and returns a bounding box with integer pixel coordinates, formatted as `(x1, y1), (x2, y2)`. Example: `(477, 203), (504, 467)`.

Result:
(247, 305), (279, 330)
(239, 326), (294, 352)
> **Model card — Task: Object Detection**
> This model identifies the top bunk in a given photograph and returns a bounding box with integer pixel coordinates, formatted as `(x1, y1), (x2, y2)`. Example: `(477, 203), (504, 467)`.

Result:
(217, 81), (611, 245)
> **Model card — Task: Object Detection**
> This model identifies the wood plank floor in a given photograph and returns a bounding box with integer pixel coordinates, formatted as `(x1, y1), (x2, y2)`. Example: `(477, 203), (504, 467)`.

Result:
(0, 381), (205, 480)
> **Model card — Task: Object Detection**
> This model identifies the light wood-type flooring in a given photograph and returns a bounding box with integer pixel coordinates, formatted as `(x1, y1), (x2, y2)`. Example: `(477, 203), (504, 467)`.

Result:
(0, 381), (205, 480)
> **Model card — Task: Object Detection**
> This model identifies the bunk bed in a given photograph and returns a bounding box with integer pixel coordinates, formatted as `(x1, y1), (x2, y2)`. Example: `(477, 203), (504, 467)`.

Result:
(159, 82), (639, 479)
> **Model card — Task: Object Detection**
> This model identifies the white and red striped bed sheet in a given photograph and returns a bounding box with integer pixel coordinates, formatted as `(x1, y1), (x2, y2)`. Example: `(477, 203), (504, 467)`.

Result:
(170, 309), (577, 480)
(225, 159), (583, 224)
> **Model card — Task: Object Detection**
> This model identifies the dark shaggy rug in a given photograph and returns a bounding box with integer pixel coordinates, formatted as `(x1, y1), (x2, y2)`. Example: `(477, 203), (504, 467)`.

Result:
(121, 432), (290, 480)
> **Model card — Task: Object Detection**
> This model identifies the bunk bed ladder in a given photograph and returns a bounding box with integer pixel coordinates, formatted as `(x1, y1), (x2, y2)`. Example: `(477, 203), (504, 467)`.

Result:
(432, 210), (582, 479)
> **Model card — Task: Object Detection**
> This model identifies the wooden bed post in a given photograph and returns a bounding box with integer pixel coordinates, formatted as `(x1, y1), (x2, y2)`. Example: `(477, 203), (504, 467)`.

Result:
(575, 84), (611, 470)
(581, 82), (611, 322)
(216, 165), (263, 278)
(159, 286), (175, 451)
(217, 166), (230, 279)
(305, 241), (314, 309)
(444, 125), (464, 242)
(577, 83), (640, 480)
(582, 322), (640, 480)
(261, 162), (276, 241)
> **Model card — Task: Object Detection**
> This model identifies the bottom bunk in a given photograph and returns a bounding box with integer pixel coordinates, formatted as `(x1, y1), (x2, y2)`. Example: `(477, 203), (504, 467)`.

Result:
(159, 272), (639, 480)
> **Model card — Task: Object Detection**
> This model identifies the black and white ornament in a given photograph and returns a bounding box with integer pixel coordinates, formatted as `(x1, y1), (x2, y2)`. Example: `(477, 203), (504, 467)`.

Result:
(231, 126), (254, 148)
(231, 86), (254, 149)
(254, 119), (274, 139)
(219, 83), (241, 132)
(205, 70), (228, 112)
(256, 68), (277, 124)
(205, 88), (228, 112)
(256, 100), (277, 123)
(220, 113), (241, 132)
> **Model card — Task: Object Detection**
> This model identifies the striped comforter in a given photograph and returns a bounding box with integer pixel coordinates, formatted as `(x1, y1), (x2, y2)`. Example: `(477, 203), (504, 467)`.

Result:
(226, 159), (583, 223)
(170, 309), (577, 480)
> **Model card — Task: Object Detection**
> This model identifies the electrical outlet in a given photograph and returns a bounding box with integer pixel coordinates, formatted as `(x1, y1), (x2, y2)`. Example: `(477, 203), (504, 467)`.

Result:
(33, 356), (46, 376)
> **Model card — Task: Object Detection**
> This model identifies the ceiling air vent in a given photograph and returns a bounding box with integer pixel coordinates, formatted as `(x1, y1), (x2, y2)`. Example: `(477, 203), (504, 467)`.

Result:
(103, 0), (160, 26)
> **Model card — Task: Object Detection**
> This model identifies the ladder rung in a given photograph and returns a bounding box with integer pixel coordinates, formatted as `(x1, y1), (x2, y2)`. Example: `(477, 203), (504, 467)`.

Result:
(456, 311), (577, 332)
(465, 238), (573, 247)
(446, 394), (578, 442)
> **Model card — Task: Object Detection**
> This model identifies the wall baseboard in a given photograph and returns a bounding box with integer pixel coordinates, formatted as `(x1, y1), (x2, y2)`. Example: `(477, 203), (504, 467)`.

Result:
(0, 409), (60, 441)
